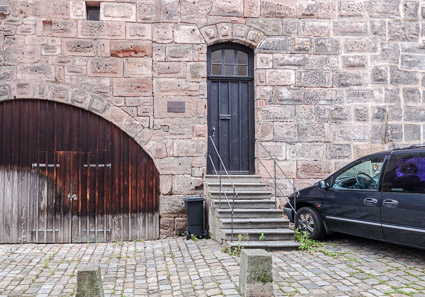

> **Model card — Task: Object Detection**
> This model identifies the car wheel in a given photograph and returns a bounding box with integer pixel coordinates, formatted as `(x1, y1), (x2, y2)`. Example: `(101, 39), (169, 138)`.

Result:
(295, 207), (326, 240)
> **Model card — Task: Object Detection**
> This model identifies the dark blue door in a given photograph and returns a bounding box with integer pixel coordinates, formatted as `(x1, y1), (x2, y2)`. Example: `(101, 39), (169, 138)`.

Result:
(207, 43), (254, 174)
(381, 152), (425, 247)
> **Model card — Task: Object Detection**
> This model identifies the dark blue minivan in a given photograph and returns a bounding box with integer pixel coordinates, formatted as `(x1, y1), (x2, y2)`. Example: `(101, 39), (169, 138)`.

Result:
(284, 145), (425, 249)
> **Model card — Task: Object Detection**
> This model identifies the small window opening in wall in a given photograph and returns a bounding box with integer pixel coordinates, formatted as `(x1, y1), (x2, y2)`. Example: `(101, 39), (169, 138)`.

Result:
(86, 2), (100, 21)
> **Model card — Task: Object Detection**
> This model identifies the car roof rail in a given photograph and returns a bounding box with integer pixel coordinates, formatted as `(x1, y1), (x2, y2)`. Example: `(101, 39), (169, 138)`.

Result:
(392, 144), (425, 151)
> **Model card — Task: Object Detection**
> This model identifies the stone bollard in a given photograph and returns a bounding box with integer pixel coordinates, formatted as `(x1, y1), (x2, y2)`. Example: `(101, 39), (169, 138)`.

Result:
(239, 249), (273, 297)
(76, 263), (104, 297)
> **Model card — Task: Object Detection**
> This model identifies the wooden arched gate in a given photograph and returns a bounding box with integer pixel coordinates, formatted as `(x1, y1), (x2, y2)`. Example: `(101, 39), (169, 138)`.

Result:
(0, 100), (159, 243)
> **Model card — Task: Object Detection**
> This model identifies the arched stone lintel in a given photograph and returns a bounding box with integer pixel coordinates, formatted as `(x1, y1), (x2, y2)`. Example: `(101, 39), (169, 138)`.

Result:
(2, 80), (157, 163)
(200, 23), (266, 49)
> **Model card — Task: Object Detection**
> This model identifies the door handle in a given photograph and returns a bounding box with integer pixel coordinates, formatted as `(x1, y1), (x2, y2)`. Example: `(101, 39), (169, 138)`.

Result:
(67, 194), (77, 201)
(211, 127), (216, 137)
(383, 199), (399, 208)
(363, 197), (378, 206)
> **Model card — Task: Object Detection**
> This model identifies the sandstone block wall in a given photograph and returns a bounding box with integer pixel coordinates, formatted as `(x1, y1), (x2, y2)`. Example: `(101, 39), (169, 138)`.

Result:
(0, 0), (424, 236)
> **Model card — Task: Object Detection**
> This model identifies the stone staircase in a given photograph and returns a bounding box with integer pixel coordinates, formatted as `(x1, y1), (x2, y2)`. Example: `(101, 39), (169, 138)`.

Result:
(205, 175), (300, 251)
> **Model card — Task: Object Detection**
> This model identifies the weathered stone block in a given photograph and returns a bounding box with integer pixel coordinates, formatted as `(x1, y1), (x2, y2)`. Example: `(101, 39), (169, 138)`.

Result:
(405, 124), (421, 141)
(166, 45), (193, 61)
(372, 66), (388, 84)
(100, 3), (136, 22)
(153, 24), (173, 43)
(0, 83), (11, 100)
(301, 20), (330, 37)
(388, 21), (420, 42)
(401, 54), (425, 70)
(298, 123), (325, 142)
(305, 89), (344, 104)
(126, 23), (152, 40)
(187, 62), (206, 81)
(371, 43), (400, 64)
(111, 41), (152, 58)
(339, 1), (365, 17)
(287, 143), (324, 161)
(156, 157), (192, 174)
(370, 20), (387, 40)
(258, 106), (295, 121)
(342, 55), (367, 68)
(269, 87), (304, 104)
(316, 106), (351, 122)
(233, 24), (249, 39)
(40, 20), (77, 37)
(283, 19), (299, 36)
(0, 67), (15, 81)
(344, 38), (378, 53)
(307, 56), (338, 70)
(404, 106), (425, 121)
(266, 70), (295, 86)
(334, 72), (368, 87)
(385, 88), (401, 103)
(244, 0), (261, 17)
(161, 0), (179, 21)
(337, 124), (370, 142)
(211, 0), (243, 16)
(76, 263), (104, 297)
(174, 25), (204, 44)
(137, 0), (161, 22)
(372, 106), (387, 122)
(325, 144), (352, 160)
(390, 66), (419, 85)
(261, 0), (296, 17)
(346, 89), (383, 104)
(239, 249), (273, 297)
(124, 58), (152, 77)
(113, 78), (152, 97)
(289, 37), (312, 54)
(88, 58), (124, 77)
(246, 18), (282, 36)
(63, 39), (97, 56)
(296, 71), (332, 87)
(273, 54), (308, 68)
(403, 1), (419, 19)
(154, 78), (199, 96)
(255, 54), (273, 69)
(78, 21), (125, 39)
(365, 0), (400, 18)
(154, 62), (186, 78)
(388, 105), (403, 121)
(257, 37), (290, 53)
(274, 122), (298, 143)
(160, 216), (175, 237)
(354, 107), (369, 121)
(17, 64), (54, 80)
(403, 87), (421, 104)
(70, 1), (85, 19)
(333, 21), (368, 36)
(314, 38), (340, 55)
(297, 161), (332, 179)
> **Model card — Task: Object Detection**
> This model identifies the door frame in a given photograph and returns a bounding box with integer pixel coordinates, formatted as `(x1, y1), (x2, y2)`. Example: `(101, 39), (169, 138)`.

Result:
(206, 42), (255, 175)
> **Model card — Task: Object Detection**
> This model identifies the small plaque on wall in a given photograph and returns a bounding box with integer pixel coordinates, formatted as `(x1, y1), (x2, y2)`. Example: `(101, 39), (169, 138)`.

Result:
(167, 101), (185, 113)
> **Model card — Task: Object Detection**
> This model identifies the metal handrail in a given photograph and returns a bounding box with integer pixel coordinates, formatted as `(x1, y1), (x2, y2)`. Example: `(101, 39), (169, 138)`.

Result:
(256, 140), (299, 215)
(208, 136), (238, 243)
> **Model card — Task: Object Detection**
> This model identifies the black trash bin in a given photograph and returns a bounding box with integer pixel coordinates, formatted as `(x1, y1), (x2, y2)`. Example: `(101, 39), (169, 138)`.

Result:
(184, 196), (208, 240)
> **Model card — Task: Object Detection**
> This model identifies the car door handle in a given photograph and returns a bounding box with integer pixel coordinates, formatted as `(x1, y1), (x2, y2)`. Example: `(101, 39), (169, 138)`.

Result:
(363, 197), (378, 206)
(383, 199), (399, 208)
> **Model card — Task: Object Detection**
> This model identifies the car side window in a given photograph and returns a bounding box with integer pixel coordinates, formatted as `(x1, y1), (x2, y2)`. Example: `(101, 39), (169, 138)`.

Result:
(332, 156), (385, 190)
(382, 153), (425, 194)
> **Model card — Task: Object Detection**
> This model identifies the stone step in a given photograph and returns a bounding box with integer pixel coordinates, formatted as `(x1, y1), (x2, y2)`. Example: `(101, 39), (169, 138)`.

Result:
(206, 183), (268, 192)
(226, 240), (300, 251)
(219, 218), (290, 229)
(204, 175), (262, 183)
(211, 199), (276, 209)
(221, 229), (295, 241)
(209, 190), (271, 200)
(215, 209), (283, 219)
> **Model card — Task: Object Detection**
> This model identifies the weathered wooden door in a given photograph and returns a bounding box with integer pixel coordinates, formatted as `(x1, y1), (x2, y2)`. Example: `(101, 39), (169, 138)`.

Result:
(0, 100), (159, 243)
(207, 43), (255, 174)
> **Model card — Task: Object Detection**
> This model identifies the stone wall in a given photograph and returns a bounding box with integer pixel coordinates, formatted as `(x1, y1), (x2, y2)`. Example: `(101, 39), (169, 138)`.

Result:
(0, 0), (424, 236)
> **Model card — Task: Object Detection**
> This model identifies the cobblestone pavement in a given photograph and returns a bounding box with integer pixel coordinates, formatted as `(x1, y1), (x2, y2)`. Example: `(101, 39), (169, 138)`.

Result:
(0, 235), (424, 297)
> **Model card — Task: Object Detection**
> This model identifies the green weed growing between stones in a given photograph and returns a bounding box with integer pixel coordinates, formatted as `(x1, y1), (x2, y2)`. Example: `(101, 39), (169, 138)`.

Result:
(295, 230), (323, 251)
(259, 232), (265, 241)
(190, 234), (198, 242)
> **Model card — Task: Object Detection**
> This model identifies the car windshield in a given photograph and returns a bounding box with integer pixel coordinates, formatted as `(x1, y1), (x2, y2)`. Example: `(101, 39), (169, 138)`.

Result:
(332, 156), (385, 190)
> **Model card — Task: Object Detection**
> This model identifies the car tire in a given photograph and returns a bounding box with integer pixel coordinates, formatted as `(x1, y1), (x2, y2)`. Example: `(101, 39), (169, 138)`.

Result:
(295, 207), (326, 240)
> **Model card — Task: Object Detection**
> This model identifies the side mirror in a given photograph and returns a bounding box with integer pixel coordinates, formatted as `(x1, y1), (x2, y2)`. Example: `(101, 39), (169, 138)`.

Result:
(318, 180), (329, 190)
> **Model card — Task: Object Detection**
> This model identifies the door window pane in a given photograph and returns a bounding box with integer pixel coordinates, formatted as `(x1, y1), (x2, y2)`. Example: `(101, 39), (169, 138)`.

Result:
(211, 50), (222, 64)
(237, 51), (248, 65)
(211, 64), (222, 75)
(224, 65), (235, 76)
(237, 65), (248, 76)
(332, 156), (385, 190)
(223, 49), (234, 64)
(382, 153), (425, 194)
(209, 47), (250, 77)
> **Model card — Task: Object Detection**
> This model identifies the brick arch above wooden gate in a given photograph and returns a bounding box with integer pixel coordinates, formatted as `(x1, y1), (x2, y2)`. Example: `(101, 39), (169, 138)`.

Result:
(0, 99), (159, 243)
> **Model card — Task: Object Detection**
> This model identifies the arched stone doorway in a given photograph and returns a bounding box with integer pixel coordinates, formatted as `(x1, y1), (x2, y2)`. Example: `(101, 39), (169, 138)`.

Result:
(0, 99), (159, 243)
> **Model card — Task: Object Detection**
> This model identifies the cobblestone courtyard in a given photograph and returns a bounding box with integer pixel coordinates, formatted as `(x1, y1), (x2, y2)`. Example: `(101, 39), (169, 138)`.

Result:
(0, 234), (424, 297)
